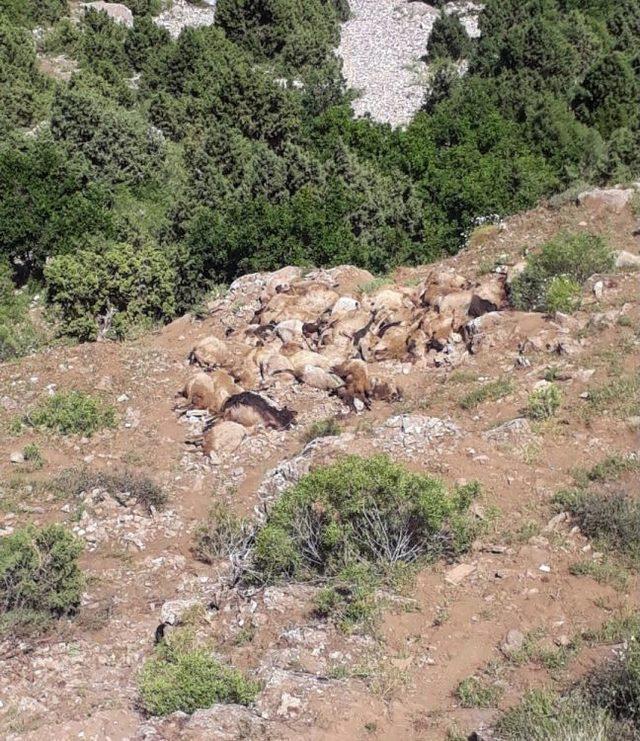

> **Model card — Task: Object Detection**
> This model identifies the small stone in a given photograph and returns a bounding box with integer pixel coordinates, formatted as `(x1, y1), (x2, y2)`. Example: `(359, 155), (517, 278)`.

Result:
(615, 250), (640, 269)
(592, 280), (604, 299)
(277, 693), (302, 719)
(445, 563), (476, 586)
(501, 629), (525, 655)
(539, 564), (551, 573)
(9, 451), (24, 464)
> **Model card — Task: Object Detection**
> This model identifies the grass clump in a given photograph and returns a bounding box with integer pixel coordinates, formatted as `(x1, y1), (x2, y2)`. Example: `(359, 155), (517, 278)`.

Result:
(570, 559), (630, 591)
(250, 456), (481, 630)
(459, 377), (514, 410)
(302, 417), (342, 444)
(193, 503), (253, 565)
(0, 524), (83, 636)
(496, 689), (622, 740)
(0, 262), (46, 362)
(573, 454), (640, 487)
(525, 384), (561, 420)
(25, 391), (117, 436)
(586, 374), (640, 419)
(138, 631), (259, 716)
(456, 675), (504, 708)
(54, 467), (167, 513)
(511, 233), (614, 313)
(555, 489), (640, 563)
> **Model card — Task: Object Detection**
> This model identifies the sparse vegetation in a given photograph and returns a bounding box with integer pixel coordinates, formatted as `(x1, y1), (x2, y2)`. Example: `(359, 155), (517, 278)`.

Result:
(570, 559), (629, 591)
(0, 524), (83, 636)
(525, 384), (561, 420)
(302, 417), (342, 443)
(138, 630), (259, 716)
(459, 377), (514, 410)
(53, 467), (167, 513)
(456, 675), (504, 708)
(573, 454), (640, 488)
(511, 234), (613, 313)
(25, 391), (117, 436)
(555, 488), (640, 564)
(586, 374), (640, 419)
(193, 503), (253, 567)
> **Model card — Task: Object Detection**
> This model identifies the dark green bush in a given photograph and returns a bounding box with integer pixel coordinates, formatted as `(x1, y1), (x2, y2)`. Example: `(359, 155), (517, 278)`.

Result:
(511, 233), (614, 312)
(252, 455), (478, 582)
(25, 391), (117, 436)
(138, 633), (259, 716)
(0, 525), (83, 630)
(426, 11), (472, 61)
(45, 240), (177, 340)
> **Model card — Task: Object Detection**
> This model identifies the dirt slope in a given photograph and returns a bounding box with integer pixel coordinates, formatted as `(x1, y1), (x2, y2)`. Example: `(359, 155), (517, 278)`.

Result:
(1, 192), (639, 740)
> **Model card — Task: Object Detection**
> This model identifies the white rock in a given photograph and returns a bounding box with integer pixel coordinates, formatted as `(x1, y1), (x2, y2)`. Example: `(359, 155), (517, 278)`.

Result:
(82, 2), (134, 27)
(615, 251), (640, 269)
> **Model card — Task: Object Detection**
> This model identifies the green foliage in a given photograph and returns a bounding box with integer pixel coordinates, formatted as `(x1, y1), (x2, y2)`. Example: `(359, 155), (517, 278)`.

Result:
(303, 417), (342, 443)
(313, 565), (379, 632)
(1, 0), (640, 342)
(0, 525), (83, 634)
(526, 384), (562, 420)
(496, 689), (621, 740)
(252, 455), (479, 582)
(456, 676), (504, 708)
(511, 233), (613, 312)
(138, 632), (259, 716)
(586, 641), (640, 733)
(459, 377), (514, 410)
(427, 11), (472, 61)
(0, 262), (45, 361)
(25, 391), (117, 436)
(45, 240), (177, 340)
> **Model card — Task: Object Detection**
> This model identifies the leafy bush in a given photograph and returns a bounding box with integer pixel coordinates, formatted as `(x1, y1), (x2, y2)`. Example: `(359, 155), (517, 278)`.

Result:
(0, 262), (45, 361)
(0, 525), (83, 633)
(45, 240), (177, 340)
(427, 11), (472, 61)
(25, 391), (117, 436)
(526, 384), (562, 420)
(54, 467), (167, 513)
(252, 456), (479, 582)
(511, 234), (614, 312)
(138, 632), (259, 716)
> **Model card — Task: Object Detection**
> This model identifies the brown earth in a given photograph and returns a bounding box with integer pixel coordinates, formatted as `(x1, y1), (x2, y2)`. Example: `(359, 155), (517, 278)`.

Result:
(1, 193), (639, 740)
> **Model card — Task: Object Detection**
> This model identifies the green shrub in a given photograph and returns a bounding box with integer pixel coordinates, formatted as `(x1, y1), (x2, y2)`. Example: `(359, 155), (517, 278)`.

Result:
(45, 240), (177, 340)
(511, 234), (613, 312)
(544, 275), (582, 313)
(427, 11), (472, 61)
(312, 564), (379, 632)
(302, 417), (342, 443)
(526, 384), (562, 420)
(138, 633), (259, 716)
(0, 524), (83, 630)
(0, 262), (45, 361)
(252, 455), (479, 582)
(586, 641), (640, 732)
(459, 377), (514, 410)
(25, 391), (117, 436)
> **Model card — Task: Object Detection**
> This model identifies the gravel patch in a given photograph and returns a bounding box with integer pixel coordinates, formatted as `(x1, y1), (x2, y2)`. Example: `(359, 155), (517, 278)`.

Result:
(154, 0), (216, 38)
(338, 0), (481, 128)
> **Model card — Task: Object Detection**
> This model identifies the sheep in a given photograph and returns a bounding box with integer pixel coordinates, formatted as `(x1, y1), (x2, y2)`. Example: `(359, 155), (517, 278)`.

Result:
(220, 392), (296, 430)
(189, 336), (235, 369)
(179, 370), (242, 413)
(332, 359), (372, 409)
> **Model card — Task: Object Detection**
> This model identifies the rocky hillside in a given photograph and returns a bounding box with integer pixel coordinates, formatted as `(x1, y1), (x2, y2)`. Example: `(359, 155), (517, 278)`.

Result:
(1, 191), (640, 739)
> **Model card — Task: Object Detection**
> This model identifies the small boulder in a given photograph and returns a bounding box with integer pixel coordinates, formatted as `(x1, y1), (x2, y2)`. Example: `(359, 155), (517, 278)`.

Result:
(160, 599), (201, 626)
(9, 451), (24, 464)
(206, 421), (246, 455)
(578, 187), (634, 214)
(615, 250), (640, 269)
(501, 629), (525, 656)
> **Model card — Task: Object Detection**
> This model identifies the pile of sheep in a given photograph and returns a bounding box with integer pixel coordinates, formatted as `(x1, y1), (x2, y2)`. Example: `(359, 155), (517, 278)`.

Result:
(177, 265), (507, 455)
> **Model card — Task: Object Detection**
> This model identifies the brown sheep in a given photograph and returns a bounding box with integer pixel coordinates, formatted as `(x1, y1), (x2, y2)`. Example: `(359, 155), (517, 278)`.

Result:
(189, 336), (234, 369)
(179, 371), (242, 413)
(332, 359), (372, 409)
